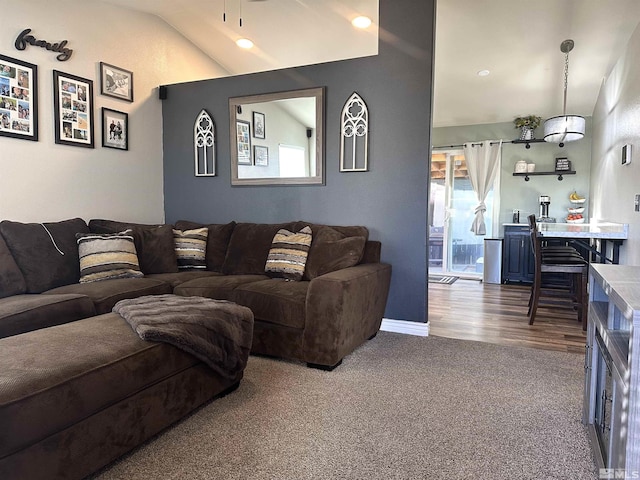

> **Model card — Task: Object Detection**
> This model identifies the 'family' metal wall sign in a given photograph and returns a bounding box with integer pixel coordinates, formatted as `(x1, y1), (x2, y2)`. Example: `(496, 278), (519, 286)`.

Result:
(14, 29), (73, 61)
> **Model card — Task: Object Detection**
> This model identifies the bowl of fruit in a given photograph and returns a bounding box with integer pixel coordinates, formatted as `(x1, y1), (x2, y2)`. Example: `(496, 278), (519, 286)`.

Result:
(568, 207), (585, 214)
(566, 213), (585, 224)
(569, 191), (586, 204)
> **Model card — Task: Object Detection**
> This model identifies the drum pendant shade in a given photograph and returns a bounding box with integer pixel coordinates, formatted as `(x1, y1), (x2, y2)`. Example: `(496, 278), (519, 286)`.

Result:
(544, 40), (585, 146)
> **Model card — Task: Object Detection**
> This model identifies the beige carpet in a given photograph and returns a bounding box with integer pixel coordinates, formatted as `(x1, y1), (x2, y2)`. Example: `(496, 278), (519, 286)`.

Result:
(92, 333), (597, 480)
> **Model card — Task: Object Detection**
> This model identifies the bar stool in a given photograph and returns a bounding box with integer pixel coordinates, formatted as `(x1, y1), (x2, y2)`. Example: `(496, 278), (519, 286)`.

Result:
(527, 215), (589, 330)
(526, 214), (580, 256)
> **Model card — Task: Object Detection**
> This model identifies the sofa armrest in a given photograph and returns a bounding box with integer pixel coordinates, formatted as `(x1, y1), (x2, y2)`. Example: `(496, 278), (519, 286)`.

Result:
(303, 262), (391, 367)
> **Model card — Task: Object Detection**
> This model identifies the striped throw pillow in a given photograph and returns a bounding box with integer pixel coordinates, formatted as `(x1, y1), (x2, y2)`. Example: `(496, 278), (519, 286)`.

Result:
(173, 228), (208, 269)
(76, 230), (144, 283)
(265, 226), (312, 281)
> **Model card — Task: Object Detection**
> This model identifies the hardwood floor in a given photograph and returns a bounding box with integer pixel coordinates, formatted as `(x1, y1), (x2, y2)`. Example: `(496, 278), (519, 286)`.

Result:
(428, 279), (587, 354)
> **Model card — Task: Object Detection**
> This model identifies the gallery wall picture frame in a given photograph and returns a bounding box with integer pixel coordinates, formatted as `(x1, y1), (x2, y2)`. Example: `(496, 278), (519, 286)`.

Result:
(53, 70), (94, 148)
(102, 107), (128, 151)
(252, 111), (265, 139)
(254, 145), (268, 166)
(0, 54), (38, 141)
(236, 120), (252, 165)
(99, 62), (133, 102)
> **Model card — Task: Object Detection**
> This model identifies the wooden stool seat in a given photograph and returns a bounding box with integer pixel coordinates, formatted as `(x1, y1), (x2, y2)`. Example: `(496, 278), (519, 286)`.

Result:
(527, 215), (588, 330)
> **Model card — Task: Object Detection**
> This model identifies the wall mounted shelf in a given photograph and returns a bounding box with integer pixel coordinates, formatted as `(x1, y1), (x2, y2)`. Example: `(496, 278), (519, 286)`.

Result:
(513, 171), (576, 181)
(512, 139), (548, 149)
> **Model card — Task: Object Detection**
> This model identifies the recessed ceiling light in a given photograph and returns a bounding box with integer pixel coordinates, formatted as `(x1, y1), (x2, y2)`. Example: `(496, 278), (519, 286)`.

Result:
(236, 38), (254, 49)
(352, 16), (372, 29)
(477, 69), (490, 77)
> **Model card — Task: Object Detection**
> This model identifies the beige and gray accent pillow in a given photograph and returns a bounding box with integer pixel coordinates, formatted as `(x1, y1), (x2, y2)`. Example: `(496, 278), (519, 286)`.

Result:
(173, 227), (208, 269)
(265, 226), (313, 281)
(76, 230), (144, 283)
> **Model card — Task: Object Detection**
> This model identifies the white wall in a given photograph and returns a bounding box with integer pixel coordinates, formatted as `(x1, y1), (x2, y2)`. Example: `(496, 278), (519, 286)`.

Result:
(591, 21), (640, 265)
(0, 0), (227, 224)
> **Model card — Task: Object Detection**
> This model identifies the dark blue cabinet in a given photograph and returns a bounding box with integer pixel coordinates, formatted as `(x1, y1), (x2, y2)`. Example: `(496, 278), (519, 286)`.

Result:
(502, 225), (535, 283)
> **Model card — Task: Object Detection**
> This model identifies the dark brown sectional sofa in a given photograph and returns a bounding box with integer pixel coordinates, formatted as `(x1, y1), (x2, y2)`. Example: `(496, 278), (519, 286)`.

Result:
(0, 217), (391, 480)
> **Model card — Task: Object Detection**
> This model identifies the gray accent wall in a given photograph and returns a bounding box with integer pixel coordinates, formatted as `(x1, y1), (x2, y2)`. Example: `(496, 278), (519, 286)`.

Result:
(162, 0), (435, 322)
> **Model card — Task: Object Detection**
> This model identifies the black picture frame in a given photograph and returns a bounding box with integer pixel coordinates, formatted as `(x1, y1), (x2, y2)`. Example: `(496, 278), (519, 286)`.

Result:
(253, 111), (265, 139)
(254, 145), (269, 166)
(236, 120), (251, 164)
(99, 62), (133, 102)
(0, 54), (38, 141)
(102, 108), (128, 150)
(53, 70), (94, 148)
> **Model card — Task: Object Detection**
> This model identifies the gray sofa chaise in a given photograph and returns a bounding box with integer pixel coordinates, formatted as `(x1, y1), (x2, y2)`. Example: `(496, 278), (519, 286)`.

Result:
(0, 216), (391, 479)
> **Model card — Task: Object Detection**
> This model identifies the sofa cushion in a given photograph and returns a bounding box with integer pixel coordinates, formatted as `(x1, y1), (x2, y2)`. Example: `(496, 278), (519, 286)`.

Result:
(174, 274), (268, 300)
(88, 219), (179, 275)
(0, 218), (89, 293)
(174, 220), (236, 272)
(173, 228), (208, 270)
(133, 225), (179, 274)
(299, 222), (369, 241)
(222, 222), (298, 275)
(0, 313), (202, 461)
(303, 226), (367, 280)
(0, 234), (26, 298)
(76, 230), (144, 283)
(231, 279), (308, 329)
(145, 271), (221, 289)
(45, 278), (172, 314)
(0, 294), (96, 339)
(88, 219), (162, 234)
(265, 226), (312, 281)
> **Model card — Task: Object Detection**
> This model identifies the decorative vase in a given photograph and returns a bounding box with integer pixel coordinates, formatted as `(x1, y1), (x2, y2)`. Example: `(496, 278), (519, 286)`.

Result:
(514, 160), (528, 173)
(519, 126), (534, 140)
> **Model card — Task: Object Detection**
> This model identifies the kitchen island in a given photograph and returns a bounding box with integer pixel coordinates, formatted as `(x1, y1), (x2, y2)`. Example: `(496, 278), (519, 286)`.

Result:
(537, 221), (628, 264)
(501, 221), (628, 284)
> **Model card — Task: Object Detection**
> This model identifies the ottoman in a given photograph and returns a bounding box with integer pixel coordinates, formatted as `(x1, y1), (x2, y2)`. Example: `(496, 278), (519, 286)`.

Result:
(0, 306), (253, 480)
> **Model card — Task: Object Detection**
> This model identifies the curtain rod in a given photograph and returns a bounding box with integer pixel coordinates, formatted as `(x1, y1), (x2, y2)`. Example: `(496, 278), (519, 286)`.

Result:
(432, 140), (508, 149)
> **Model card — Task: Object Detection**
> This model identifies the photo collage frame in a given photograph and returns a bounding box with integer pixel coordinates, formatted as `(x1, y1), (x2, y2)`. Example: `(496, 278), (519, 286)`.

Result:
(0, 54), (133, 151)
(53, 70), (94, 148)
(0, 54), (38, 141)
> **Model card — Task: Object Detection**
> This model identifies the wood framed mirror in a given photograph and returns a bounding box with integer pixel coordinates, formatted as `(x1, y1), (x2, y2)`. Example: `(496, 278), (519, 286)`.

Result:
(229, 87), (325, 186)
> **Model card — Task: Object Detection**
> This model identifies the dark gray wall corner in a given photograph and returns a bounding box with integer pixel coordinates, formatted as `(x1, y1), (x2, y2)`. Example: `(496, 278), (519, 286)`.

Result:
(162, 0), (435, 322)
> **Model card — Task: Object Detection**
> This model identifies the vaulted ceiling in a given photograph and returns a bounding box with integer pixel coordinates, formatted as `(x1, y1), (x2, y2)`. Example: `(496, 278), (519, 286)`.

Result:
(99, 0), (640, 128)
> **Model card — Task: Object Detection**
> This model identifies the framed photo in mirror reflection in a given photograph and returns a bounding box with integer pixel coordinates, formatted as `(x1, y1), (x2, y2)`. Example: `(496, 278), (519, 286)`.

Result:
(236, 120), (251, 164)
(253, 111), (265, 139)
(254, 145), (268, 166)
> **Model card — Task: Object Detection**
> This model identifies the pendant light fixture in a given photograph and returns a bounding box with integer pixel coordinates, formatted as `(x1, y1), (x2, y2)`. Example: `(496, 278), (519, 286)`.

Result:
(543, 39), (585, 147)
(224, 0), (266, 27)
(222, 0), (242, 26)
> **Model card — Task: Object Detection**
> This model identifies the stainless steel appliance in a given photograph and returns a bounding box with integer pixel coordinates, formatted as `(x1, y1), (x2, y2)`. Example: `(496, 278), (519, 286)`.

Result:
(538, 195), (556, 223)
(482, 238), (502, 284)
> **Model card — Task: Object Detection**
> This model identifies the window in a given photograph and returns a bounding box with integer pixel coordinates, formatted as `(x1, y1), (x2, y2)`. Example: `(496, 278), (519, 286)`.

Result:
(278, 144), (307, 177)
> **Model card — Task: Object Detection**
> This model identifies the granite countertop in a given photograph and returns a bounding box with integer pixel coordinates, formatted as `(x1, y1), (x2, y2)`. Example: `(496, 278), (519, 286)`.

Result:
(590, 264), (640, 320)
(503, 221), (628, 239)
(536, 221), (628, 239)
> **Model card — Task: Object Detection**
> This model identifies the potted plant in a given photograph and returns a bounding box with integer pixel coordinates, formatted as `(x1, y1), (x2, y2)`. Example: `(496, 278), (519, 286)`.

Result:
(514, 115), (542, 140)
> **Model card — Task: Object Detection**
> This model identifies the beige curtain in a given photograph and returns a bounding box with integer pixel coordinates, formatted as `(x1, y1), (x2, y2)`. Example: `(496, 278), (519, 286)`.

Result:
(462, 140), (502, 235)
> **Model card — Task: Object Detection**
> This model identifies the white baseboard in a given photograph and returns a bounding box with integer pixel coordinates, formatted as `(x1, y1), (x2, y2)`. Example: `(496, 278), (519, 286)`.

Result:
(380, 318), (429, 337)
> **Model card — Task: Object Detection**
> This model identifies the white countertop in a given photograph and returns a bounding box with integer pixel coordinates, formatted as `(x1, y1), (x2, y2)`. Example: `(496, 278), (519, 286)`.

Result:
(536, 222), (628, 239)
(590, 264), (640, 315)
(503, 221), (628, 239)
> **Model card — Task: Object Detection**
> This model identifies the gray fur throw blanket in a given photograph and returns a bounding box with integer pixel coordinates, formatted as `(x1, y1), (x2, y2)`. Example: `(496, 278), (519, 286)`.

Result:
(113, 294), (254, 379)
